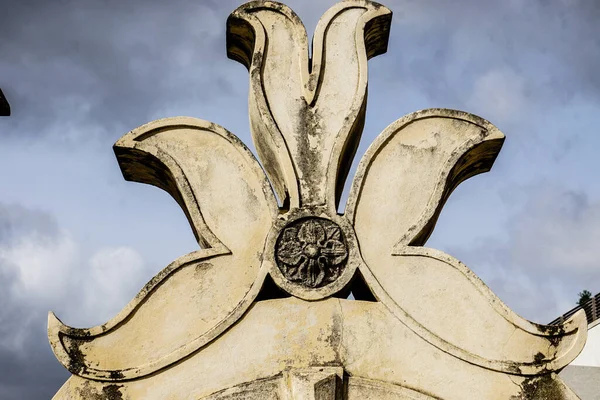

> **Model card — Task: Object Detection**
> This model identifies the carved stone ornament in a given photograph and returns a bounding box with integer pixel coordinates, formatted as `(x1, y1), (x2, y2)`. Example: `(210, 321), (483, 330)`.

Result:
(276, 217), (348, 288)
(49, 1), (587, 399)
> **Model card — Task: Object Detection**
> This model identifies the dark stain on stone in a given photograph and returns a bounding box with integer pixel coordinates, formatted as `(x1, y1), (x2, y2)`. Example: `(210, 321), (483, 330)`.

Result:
(194, 262), (214, 277)
(296, 103), (327, 204)
(537, 324), (565, 336)
(533, 352), (546, 365)
(511, 374), (567, 400)
(548, 336), (561, 347)
(102, 385), (125, 400)
(109, 370), (125, 380)
(66, 339), (89, 375)
(504, 361), (523, 375)
(77, 382), (125, 400)
(65, 336), (126, 381)
(537, 323), (565, 347)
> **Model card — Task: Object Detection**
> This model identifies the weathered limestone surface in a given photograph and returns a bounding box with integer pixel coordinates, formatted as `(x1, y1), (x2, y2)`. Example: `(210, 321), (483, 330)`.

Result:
(49, 1), (587, 399)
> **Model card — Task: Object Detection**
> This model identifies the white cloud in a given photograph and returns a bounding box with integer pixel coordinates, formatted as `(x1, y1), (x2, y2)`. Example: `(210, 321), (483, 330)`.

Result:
(509, 187), (600, 273)
(0, 230), (78, 304)
(466, 67), (528, 123)
(0, 207), (151, 349)
(451, 183), (600, 323)
(82, 246), (146, 326)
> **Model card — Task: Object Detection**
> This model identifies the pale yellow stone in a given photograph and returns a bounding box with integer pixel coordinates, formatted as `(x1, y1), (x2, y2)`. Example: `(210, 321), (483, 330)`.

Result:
(49, 1), (587, 399)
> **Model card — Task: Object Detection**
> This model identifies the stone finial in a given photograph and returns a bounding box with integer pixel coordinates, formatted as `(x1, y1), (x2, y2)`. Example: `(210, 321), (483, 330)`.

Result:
(49, 1), (587, 399)
(227, 1), (391, 209)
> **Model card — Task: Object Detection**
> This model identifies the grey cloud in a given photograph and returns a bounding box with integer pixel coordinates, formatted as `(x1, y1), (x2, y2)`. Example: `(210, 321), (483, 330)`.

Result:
(376, 0), (600, 108)
(0, 0), (246, 139)
(0, 337), (69, 400)
(1, 0), (598, 140)
(0, 0), (340, 144)
(0, 203), (69, 399)
(449, 183), (600, 324)
(0, 203), (58, 245)
(0, 300), (69, 400)
(0, 202), (152, 399)
(0, 0), (599, 398)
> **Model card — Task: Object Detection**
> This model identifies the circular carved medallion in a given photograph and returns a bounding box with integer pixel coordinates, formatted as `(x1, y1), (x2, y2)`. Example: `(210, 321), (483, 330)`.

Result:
(275, 217), (348, 288)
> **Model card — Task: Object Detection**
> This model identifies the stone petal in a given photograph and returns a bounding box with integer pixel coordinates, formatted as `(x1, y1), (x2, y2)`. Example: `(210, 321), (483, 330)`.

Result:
(114, 117), (278, 252)
(358, 247), (587, 375)
(307, 258), (323, 288)
(321, 239), (347, 265)
(347, 109), (505, 261)
(49, 251), (267, 381)
(277, 239), (303, 265)
(49, 117), (279, 381)
(298, 219), (326, 245)
(292, 257), (309, 281)
(228, 1), (392, 208)
(325, 225), (342, 241)
(281, 227), (298, 243)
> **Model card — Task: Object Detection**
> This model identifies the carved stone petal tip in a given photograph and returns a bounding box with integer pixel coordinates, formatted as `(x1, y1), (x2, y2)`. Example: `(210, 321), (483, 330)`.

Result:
(49, 117), (280, 381)
(227, 1), (392, 209)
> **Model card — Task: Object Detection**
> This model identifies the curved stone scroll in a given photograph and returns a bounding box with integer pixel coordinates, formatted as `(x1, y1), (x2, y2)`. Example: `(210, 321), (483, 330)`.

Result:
(359, 251), (587, 375)
(347, 108), (587, 376)
(347, 108), (506, 258)
(52, 298), (582, 399)
(114, 117), (277, 251)
(48, 118), (277, 380)
(227, 1), (392, 209)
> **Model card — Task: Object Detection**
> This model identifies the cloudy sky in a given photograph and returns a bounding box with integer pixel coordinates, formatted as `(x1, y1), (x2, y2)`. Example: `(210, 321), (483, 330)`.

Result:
(1, 0), (599, 398)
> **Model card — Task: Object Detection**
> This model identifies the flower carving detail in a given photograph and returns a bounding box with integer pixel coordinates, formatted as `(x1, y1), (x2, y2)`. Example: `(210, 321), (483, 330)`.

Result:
(276, 218), (348, 288)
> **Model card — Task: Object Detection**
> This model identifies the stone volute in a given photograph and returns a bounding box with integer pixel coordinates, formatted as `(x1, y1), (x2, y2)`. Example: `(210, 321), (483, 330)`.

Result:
(49, 1), (587, 399)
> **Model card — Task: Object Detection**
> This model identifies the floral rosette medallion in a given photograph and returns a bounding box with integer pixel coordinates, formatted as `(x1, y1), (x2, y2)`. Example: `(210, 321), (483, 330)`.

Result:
(49, 1), (587, 399)
(276, 217), (348, 289)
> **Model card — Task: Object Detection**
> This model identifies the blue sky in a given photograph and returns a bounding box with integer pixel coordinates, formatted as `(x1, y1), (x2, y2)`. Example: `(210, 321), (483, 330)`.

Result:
(1, 0), (599, 398)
